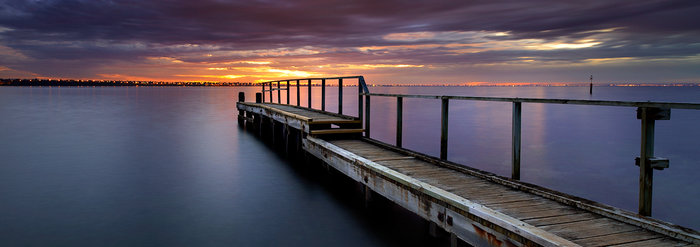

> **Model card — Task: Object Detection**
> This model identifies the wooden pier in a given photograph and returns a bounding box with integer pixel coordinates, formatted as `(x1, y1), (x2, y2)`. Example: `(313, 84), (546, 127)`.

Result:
(237, 76), (700, 247)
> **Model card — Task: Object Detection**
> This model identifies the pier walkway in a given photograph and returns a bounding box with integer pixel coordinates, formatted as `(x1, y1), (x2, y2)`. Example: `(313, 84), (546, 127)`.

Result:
(236, 76), (700, 247)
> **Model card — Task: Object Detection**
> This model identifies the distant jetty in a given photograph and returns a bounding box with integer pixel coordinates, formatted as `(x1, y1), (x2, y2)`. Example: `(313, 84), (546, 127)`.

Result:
(0, 79), (255, 87)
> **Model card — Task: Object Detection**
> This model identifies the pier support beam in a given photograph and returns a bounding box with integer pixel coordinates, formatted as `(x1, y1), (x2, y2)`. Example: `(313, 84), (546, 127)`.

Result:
(271, 118), (276, 146)
(237, 92), (245, 126)
(295, 129), (303, 161)
(363, 184), (372, 208)
(284, 123), (290, 157)
(429, 222), (439, 238)
(260, 116), (267, 138)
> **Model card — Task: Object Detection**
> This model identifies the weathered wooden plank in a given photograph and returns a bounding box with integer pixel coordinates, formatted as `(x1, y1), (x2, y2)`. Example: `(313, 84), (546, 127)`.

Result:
(608, 237), (690, 247)
(266, 104), (357, 120)
(426, 177), (499, 192)
(475, 193), (540, 205)
(395, 167), (456, 178)
(417, 171), (470, 182)
(523, 212), (600, 227)
(310, 128), (363, 135)
(371, 156), (414, 162)
(339, 142), (394, 151)
(496, 202), (570, 213)
(453, 184), (519, 195)
(500, 205), (582, 221)
(486, 197), (554, 208)
(575, 230), (663, 247)
(377, 159), (435, 170)
(340, 144), (395, 152)
(541, 218), (640, 240)
(309, 119), (362, 124)
(350, 151), (408, 160)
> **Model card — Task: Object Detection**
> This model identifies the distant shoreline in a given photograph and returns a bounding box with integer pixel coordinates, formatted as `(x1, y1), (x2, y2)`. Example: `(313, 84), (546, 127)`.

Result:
(1, 78), (698, 87)
(0, 79), (252, 87)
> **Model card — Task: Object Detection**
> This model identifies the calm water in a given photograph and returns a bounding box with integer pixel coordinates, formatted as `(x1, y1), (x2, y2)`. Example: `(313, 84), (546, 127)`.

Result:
(0, 87), (443, 246)
(1, 86), (699, 246)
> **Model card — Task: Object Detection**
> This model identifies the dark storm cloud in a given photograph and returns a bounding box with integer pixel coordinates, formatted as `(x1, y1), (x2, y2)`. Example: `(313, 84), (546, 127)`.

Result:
(3, 0), (699, 44)
(1, 0), (699, 81)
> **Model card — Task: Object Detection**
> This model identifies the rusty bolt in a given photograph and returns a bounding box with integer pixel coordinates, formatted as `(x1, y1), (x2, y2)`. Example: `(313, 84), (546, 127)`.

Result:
(447, 216), (453, 226)
(363, 176), (368, 183)
(438, 212), (445, 222)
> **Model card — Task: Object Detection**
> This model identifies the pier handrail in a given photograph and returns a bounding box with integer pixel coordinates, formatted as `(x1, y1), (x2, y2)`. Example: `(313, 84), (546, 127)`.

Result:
(362, 92), (700, 109)
(360, 91), (700, 217)
(258, 75), (369, 118)
(254, 75), (700, 217)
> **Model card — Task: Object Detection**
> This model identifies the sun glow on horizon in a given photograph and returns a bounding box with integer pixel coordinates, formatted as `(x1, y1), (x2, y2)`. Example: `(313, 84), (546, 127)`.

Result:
(6, 25), (695, 84)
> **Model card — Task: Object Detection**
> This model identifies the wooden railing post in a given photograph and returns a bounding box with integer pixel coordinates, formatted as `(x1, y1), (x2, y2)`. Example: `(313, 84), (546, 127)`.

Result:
(238, 92), (245, 125)
(286, 80), (290, 104)
(397, 96), (403, 147)
(637, 107), (670, 216)
(338, 78), (343, 114)
(440, 97), (449, 160)
(276, 81), (281, 103)
(321, 79), (326, 111)
(365, 95), (370, 137)
(268, 82), (272, 103)
(261, 83), (266, 102)
(358, 79), (363, 122)
(296, 80), (300, 106)
(512, 102), (522, 180)
(308, 79), (312, 108)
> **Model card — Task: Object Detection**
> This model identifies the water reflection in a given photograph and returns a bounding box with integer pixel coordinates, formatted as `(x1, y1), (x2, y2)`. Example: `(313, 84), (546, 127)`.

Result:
(0, 87), (446, 246)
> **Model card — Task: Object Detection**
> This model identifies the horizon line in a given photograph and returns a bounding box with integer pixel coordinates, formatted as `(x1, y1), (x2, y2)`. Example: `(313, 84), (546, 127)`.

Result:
(2, 78), (700, 87)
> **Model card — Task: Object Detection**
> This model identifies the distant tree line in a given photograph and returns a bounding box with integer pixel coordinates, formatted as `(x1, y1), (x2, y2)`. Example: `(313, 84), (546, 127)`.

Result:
(0, 78), (258, 87)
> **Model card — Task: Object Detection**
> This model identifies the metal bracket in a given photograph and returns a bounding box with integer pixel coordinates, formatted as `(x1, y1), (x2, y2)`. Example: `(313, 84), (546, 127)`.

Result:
(635, 157), (670, 170)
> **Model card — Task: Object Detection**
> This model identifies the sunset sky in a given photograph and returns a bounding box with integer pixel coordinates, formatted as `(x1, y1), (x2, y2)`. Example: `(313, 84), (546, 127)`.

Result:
(1, 0), (699, 84)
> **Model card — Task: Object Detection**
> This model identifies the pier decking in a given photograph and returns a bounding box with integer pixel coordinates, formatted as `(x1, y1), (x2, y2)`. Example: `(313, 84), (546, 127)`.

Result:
(236, 76), (700, 247)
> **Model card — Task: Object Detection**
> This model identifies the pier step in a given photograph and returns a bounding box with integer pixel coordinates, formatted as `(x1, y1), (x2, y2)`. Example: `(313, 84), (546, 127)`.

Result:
(310, 128), (364, 135)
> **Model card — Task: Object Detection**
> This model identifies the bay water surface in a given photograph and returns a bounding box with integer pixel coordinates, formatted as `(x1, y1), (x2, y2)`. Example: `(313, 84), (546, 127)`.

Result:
(1, 85), (699, 246)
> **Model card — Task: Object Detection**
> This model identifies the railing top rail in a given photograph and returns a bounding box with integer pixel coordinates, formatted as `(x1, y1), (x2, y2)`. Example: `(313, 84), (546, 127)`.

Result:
(363, 92), (700, 110)
(258, 76), (363, 84)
